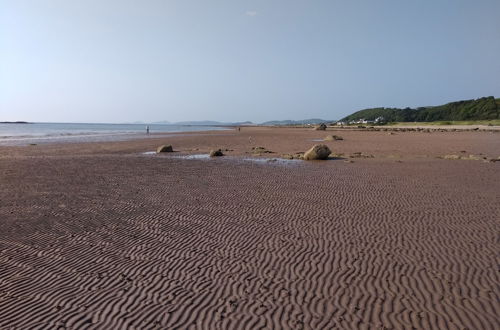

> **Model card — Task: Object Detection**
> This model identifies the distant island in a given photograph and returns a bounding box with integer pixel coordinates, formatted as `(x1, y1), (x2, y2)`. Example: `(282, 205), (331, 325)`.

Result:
(340, 96), (499, 123)
(0, 121), (30, 124)
(149, 119), (331, 126)
(149, 120), (254, 126)
(173, 120), (254, 126)
(261, 119), (332, 126)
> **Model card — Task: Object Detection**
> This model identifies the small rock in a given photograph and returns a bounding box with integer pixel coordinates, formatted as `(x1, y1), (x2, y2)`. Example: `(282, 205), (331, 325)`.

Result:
(442, 154), (460, 160)
(282, 153), (304, 160)
(315, 123), (327, 131)
(209, 149), (224, 157)
(157, 145), (173, 153)
(324, 135), (343, 141)
(252, 146), (274, 154)
(349, 152), (374, 159)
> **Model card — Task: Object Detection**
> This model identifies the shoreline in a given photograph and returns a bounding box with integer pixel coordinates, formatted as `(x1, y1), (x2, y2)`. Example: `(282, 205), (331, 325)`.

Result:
(0, 126), (233, 147)
(2, 122), (499, 147)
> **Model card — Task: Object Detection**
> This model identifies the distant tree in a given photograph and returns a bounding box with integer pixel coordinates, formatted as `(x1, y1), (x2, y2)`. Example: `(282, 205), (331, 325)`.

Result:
(339, 97), (499, 122)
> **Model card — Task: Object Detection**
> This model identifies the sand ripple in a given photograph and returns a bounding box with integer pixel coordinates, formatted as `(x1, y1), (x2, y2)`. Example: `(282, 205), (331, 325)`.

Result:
(0, 156), (498, 329)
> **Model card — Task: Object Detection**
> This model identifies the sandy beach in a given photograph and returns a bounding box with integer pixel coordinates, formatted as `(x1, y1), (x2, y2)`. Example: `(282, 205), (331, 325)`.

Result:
(0, 126), (499, 329)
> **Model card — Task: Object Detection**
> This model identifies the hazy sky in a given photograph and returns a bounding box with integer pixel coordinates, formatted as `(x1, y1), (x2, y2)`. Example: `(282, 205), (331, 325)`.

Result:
(1, 0), (499, 123)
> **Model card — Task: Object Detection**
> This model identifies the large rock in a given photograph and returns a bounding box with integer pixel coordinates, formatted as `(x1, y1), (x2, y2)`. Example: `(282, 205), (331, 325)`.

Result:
(157, 145), (173, 153)
(315, 123), (327, 131)
(209, 149), (224, 157)
(303, 144), (331, 160)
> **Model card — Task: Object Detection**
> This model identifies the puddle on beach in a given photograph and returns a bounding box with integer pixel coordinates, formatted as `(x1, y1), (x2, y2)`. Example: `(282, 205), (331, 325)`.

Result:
(141, 152), (301, 166)
(240, 157), (302, 166)
(311, 139), (325, 142)
(176, 154), (211, 160)
(141, 152), (210, 159)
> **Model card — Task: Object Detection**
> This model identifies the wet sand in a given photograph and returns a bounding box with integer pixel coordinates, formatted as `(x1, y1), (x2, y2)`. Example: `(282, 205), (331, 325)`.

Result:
(0, 127), (499, 329)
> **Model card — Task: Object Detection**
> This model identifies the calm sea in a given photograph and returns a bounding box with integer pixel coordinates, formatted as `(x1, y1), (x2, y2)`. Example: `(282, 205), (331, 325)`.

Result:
(0, 122), (229, 146)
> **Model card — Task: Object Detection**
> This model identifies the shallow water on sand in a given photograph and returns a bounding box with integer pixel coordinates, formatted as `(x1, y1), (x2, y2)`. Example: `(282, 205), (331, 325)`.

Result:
(142, 152), (302, 166)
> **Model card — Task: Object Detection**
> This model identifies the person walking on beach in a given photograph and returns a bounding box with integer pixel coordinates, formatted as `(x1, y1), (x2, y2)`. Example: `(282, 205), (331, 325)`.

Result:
(146, 126), (150, 134)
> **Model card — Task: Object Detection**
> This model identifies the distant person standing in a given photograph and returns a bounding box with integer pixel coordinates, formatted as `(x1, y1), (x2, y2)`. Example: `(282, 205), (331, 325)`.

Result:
(146, 126), (150, 134)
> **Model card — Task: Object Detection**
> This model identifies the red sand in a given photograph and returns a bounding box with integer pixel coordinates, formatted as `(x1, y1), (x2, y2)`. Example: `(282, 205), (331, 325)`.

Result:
(0, 127), (499, 329)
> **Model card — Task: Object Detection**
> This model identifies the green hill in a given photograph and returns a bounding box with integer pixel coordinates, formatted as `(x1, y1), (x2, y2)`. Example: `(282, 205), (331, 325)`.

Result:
(340, 96), (500, 122)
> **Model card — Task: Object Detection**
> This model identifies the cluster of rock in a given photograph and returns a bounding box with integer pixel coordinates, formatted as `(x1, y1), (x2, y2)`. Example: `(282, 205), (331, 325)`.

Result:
(152, 143), (335, 161)
(156, 142), (404, 163)
(439, 154), (499, 162)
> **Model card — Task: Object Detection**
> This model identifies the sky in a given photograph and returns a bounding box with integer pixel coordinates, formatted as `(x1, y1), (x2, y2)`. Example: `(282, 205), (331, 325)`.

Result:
(1, 0), (499, 123)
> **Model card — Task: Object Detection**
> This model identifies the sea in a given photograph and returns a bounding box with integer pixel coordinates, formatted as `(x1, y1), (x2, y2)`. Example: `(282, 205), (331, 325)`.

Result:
(0, 122), (229, 146)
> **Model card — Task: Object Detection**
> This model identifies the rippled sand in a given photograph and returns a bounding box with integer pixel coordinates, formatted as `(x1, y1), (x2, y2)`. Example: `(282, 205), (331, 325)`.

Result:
(0, 127), (499, 329)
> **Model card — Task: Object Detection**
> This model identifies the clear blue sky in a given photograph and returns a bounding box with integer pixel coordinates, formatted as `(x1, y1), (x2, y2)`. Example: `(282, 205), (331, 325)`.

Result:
(1, 0), (499, 123)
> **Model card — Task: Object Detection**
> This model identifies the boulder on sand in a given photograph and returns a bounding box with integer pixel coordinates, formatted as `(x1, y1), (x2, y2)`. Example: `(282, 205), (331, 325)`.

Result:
(209, 149), (224, 157)
(315, 123), (327, 131)
(303, 144), (331, 160)
(157, 145), (173, 153)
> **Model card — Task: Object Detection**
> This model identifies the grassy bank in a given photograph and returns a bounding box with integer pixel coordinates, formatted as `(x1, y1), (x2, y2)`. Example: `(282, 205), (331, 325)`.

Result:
(387, 120), (500, 126)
